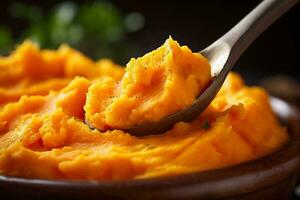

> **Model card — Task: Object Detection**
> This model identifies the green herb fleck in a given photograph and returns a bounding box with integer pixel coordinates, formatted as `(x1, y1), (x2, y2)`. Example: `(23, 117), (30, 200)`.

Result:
(202, 120), (211, 130)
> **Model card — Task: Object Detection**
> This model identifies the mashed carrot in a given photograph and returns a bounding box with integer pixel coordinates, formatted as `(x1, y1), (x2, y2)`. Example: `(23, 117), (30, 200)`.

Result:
(85, 37), (211, 130)
(0, 38), (288, 180)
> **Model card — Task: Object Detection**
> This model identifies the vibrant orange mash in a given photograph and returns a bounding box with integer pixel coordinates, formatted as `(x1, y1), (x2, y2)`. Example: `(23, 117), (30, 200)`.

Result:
(0, 38), (288, 180)
(85, 38), (211, 130)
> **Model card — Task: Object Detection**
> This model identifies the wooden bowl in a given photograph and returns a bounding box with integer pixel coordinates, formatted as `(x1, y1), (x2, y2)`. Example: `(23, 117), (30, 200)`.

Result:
(1, 97), (300, 200)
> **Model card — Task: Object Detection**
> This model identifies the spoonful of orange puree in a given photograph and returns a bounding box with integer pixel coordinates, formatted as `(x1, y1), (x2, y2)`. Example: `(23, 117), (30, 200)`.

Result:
(84, 37), (211, 134)
(86, 0), (298, 136)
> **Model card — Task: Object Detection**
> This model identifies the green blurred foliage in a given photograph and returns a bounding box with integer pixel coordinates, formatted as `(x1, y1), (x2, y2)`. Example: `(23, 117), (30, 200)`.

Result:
(0, 26), (13, 52)
(0, 1), (144, 63)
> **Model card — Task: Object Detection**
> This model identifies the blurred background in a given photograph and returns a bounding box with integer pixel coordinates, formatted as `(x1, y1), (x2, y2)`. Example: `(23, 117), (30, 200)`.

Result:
(0, 0), (300, 199)
(0, 0), (299, 84)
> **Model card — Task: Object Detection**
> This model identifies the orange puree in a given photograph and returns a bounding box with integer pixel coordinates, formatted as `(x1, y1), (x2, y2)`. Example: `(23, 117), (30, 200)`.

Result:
(85, 37), (211, 130)
(0, 38), (288, 180)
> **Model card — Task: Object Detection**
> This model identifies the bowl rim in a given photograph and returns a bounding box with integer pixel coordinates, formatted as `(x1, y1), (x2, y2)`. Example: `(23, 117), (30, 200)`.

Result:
(1, 97), (300, 199)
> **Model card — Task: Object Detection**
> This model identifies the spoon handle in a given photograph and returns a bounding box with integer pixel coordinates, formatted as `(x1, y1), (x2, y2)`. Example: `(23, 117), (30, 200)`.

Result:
(222, 0), (298, 64)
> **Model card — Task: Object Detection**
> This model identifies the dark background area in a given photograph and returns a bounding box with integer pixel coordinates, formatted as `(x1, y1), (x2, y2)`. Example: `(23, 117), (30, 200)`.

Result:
(117, 0), (300, 85)
(0, 0), (299, 85)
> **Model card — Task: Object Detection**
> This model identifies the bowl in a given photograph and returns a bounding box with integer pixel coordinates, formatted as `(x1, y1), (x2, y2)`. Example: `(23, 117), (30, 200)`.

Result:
(0, 97), (300, 200)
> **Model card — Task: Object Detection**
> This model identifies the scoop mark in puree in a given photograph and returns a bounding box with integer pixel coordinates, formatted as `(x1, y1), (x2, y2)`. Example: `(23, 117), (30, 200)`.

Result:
(0, 38), (289, 180)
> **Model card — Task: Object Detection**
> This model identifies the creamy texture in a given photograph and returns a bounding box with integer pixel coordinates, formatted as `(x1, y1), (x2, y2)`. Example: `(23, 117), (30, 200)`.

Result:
(85, 37), (211, 130)
(0, 39), (289, 180)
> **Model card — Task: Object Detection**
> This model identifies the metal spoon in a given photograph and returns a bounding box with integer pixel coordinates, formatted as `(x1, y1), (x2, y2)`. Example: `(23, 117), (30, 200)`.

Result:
(121, 0), (299, 136)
